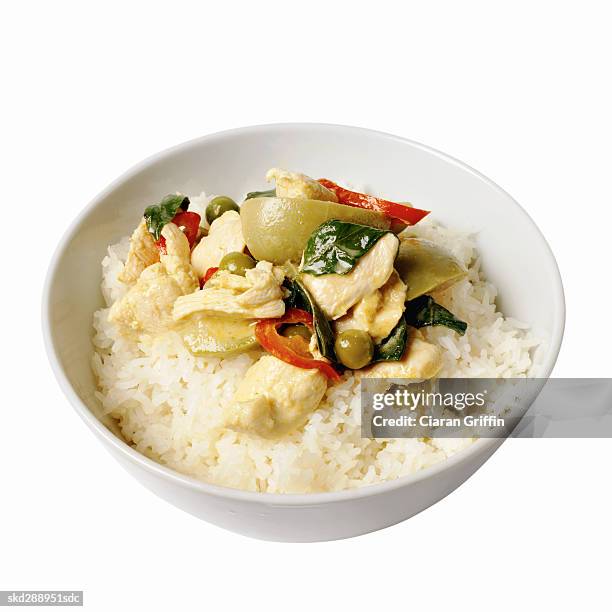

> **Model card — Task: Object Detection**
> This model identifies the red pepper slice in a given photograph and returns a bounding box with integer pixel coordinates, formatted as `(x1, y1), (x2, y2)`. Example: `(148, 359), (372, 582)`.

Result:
(156, 211), (201, 253)
(255, 308), (342, 381)
(200, 266), (219, 288)
(173, 211), (201, 247)
(318, 179), (430, 225)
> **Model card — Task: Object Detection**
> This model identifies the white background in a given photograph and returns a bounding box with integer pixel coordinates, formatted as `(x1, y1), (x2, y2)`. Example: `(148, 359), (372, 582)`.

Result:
(2, 1), (610, 610)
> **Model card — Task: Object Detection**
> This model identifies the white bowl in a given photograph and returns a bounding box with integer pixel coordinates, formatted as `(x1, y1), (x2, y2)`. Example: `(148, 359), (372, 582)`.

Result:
(43, 124), (565, 542)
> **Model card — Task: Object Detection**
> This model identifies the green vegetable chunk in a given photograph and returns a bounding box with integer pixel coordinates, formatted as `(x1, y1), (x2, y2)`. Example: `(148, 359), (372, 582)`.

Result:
(404, 295), (467, 335)
(373, 315), (408, 362)
(219, 252), (256, 276)
(395, 238), (466, 301)
(284, 278), (337, 362)
(144, 194), (190, 240)
(240, 197), (391, 263)
(282, 324), (312, 341)
(301, 220), (392, 276)
(181, 314), (258, 357)
(205, 196), (239, 225)
(245, 188), (276, 200)
(334, 329), (374, 370)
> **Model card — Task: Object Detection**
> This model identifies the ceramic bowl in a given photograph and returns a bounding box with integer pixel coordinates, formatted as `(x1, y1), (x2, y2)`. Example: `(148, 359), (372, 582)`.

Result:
(43, 124), (565, 541)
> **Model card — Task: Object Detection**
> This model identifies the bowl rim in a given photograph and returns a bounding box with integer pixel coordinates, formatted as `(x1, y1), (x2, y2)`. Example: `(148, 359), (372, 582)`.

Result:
(42, 122), (566, 505)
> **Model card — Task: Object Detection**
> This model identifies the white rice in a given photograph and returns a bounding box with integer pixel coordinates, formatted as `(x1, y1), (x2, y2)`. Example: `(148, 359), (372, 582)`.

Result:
(91, 192), (541, 493)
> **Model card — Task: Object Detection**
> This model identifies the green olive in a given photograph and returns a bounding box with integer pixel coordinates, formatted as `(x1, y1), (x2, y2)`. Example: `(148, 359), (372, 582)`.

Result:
(240, 196), (392, 263)
(395, 238), (467, 301)
(219, 251), (256, 276)
(334, 329), (374, 370)
(282, 324), (312, 341)
(205, 196), (239, 225)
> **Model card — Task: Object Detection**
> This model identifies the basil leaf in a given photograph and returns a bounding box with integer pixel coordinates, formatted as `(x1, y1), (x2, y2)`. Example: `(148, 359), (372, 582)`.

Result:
(301, 220), (391, 276)
(373, 315), (408, 362)
(144, 194), (190, 240)
(245, 188), (276, 200)
(283, 278), (337, 362)
(283, 278), (302, 310)
(404, 295), (467, 335)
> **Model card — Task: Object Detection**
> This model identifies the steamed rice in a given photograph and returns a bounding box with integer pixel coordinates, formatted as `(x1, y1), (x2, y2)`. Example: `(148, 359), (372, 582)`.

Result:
(92, 192), (541, 493)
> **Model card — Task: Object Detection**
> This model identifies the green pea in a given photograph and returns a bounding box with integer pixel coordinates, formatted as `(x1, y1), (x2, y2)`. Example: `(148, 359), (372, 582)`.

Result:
(219, 252), (256, 277)
(282, 324), (312, 342)
(334, 329), (374, 370)
(205, 196), (239, 225)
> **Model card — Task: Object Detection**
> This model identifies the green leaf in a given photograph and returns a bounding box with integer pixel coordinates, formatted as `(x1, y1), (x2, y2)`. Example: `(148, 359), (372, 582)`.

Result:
(245, 188), (276, 200)
(373, 315), (408, 362)
(404, 295), (467, 335)
(283, 278), (337, 362)
(144, 194), (190, 240)
(301, 220), (392, 276)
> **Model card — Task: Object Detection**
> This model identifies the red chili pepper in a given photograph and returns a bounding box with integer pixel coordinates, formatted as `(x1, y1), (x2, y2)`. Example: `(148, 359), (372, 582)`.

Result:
(156, 211), (201, 254)
(255, 308), (342, 381)
(318, 179), (430, 225)
(173, 211), (201, 247)
(200, 266), (219, 288)
(155, 237), (167, 254)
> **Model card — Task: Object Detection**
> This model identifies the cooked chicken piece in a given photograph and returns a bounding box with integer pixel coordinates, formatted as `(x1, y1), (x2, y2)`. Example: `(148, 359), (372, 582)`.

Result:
(109, 224), (198, 335)
(191, 210), (246, 277)
(223, 355), (327, 437)
(362, 329), (443, 380)
(173, 261), (285, 320)
(159, 222), (199, 293)
(308, 333), (329, 363)
(335, 271), (407, 342)
(266, 168), (338, 202)
(300, 233), (400, 320)
(119, 218), (159, 285)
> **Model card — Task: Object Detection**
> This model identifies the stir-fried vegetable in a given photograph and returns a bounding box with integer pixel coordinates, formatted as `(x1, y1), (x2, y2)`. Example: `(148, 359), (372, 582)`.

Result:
(200, 266), (219, 288)
(334, 329), (374, 369)
(282, 324), (312, 341)
(301, 220), (392, 276)
(395, 238), (466, 301)
(372, 315), (408, 362)
(156, 211), (201, 254)
(144, 194), (190, 240)
(240, 196), (391, 263)
(181, 314), (258, 356)
(284, 278), (337, 362)
(404, 295), (467, 335)
(317, 179), (430, 225)
(219, 251), (256, 276)
(245, 188), (276, 200)
(255, 309), (341, 381)
(205, 196), (239, 225)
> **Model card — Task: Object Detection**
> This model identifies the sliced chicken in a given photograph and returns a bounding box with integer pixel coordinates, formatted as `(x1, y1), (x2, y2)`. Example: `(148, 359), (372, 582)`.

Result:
(335, 271), (407, 342)
(308, 333), (329, 363)
(300, 233), (400, 320)
(119, 218), (159, 285)
(173, 260), (285, 320)
(363, 329), (443, 380)
(223, 355), (327, 437)
(191, 210), (246, 278)
(109, 223), (198, 335)
(160, 223), (198, 293)
(266, 168), (338, 202)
